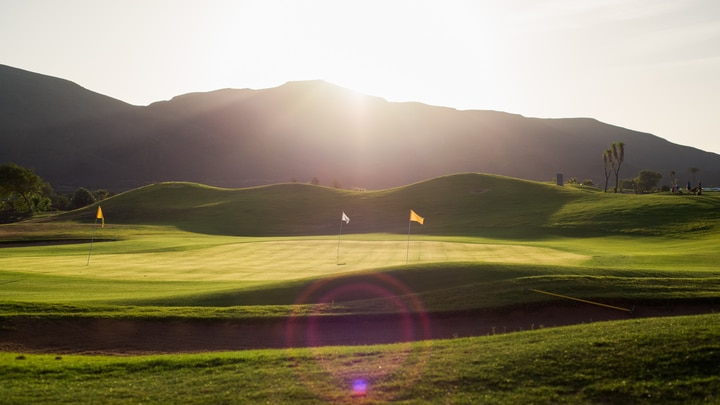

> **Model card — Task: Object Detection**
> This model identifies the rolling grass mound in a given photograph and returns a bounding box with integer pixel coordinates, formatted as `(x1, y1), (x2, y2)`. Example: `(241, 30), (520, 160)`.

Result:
(56, 173), (720, 238)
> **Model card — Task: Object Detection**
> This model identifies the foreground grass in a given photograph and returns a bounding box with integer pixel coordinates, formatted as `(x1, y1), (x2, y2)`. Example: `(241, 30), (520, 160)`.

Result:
(1, 314), (718, 404)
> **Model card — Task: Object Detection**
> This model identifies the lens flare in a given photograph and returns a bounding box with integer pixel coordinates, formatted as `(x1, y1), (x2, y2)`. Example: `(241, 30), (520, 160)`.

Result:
(352, 378), (368, 396)
(285, 272), (432, 401)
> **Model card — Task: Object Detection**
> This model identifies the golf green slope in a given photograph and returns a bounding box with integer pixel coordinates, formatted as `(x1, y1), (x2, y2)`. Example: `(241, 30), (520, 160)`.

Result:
(1, 173), (718, 309)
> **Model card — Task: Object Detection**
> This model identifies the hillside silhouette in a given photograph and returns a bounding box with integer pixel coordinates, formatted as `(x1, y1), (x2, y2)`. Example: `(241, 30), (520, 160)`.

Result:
(2, 64), (719, 192)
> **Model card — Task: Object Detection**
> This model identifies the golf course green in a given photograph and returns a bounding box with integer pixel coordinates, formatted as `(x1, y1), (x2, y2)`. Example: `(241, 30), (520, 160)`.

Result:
(1, 173), (718, 403)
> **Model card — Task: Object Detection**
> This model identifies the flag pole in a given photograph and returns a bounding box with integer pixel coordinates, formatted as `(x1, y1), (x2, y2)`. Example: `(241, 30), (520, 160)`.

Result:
(406, 216), (412, 264)
(337, 216), (344, 264)
(407, 210), (424, 264)
(337, 212), (349, 264)
(87, 205), (104, 266)
(86, 217), (98, 266)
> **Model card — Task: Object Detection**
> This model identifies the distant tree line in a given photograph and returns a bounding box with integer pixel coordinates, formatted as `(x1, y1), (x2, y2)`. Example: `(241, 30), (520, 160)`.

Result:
(0, 163), (111, 223)
(598, 143), (705, 194)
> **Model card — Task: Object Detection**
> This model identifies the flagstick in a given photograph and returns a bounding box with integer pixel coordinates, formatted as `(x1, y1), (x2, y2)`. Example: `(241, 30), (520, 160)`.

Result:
(86, 217), (98, 266)
(337, 217), (344, 264)
(406, 218), (412, 264)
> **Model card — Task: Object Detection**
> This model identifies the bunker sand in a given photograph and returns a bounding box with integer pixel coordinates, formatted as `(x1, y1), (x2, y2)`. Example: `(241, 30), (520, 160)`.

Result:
(0, 303), (713, 355)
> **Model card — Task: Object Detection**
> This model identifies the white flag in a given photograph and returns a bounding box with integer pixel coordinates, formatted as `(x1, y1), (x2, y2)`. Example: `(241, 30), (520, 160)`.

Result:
(342, 212), (350, 224)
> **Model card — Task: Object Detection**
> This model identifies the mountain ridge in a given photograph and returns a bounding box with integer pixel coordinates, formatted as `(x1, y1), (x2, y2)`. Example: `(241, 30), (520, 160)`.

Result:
(1, 64), (718, 192)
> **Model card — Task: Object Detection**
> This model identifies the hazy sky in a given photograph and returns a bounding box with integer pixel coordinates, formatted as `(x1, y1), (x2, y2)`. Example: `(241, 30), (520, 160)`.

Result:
(2, 0), (720, 153)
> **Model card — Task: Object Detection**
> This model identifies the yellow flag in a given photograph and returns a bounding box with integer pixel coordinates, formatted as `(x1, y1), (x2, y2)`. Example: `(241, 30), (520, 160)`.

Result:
(96, 206), (104, 228)
(410, 209), (424, 225)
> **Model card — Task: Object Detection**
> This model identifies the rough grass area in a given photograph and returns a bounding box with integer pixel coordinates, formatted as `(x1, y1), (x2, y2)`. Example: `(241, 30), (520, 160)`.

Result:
(1, 314), (718, 404)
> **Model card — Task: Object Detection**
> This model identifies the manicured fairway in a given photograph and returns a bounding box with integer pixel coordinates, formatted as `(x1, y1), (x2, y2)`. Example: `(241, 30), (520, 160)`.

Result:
(1, 226), (718, 306)
(0, 236), (587, 281)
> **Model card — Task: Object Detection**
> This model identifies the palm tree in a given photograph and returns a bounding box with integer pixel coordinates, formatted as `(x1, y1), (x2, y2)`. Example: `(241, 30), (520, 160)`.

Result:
(611, 142), (625, 193)
(602, 149), (613, 192)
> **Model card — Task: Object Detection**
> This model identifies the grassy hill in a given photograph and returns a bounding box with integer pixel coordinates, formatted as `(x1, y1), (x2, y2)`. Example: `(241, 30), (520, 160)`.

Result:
(53, 172), (720, 238)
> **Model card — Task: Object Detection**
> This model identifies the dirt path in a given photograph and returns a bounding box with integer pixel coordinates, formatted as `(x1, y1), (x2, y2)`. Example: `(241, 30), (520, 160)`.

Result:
(0, 303), (714, 355)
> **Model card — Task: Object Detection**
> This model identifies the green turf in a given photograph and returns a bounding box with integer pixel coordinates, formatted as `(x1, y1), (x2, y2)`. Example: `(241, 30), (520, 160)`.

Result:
(1, 173), (719, 308)
(1, 314), (718, 404)
(1, 173), (719, 403)
(1, 233), (718, 309)
(48, 174), (720, 237)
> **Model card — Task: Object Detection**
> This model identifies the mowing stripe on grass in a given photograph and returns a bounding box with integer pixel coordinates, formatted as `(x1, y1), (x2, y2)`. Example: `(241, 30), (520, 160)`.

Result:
(0, 239), (587, 281)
